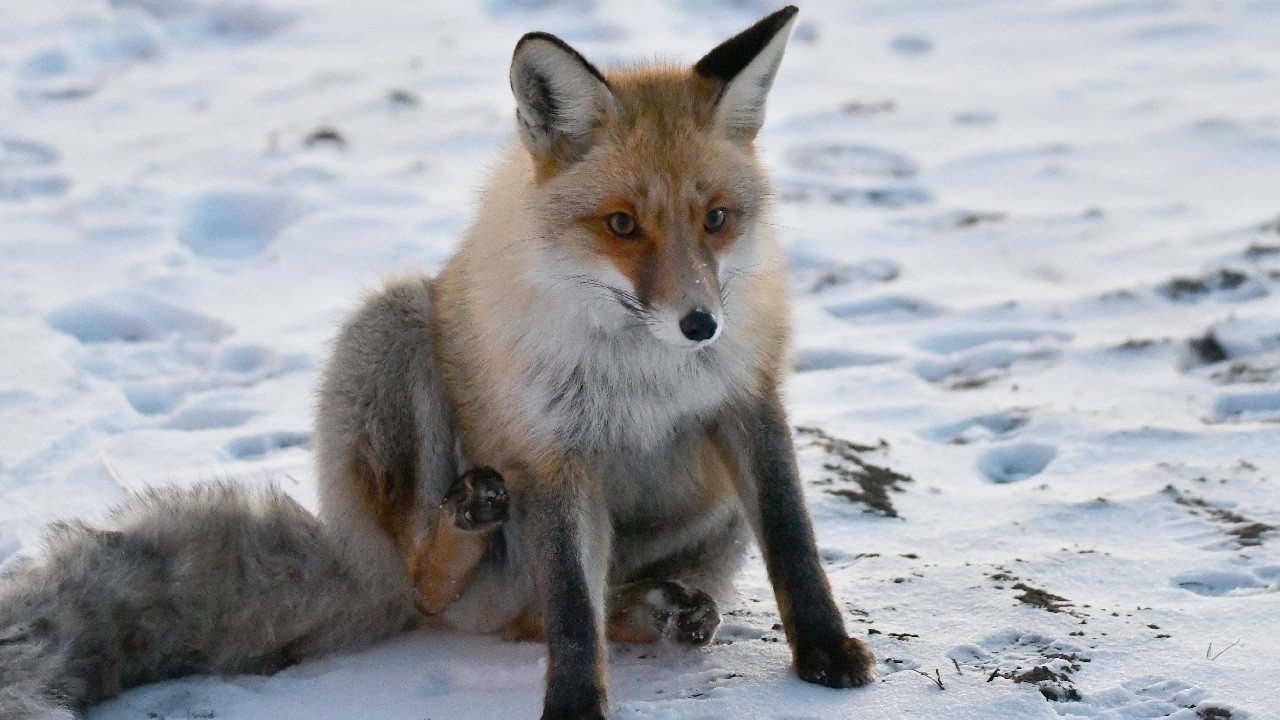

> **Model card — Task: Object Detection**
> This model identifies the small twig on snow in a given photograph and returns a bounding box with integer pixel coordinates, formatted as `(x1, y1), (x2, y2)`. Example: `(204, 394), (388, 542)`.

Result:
(952, 658), (964, 675)
(914, 668), (945, 690)
(1207, 639), (1241, 661)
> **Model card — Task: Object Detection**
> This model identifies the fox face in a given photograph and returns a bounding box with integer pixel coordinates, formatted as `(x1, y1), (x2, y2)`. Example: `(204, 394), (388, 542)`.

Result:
(510, 14), (796, 350)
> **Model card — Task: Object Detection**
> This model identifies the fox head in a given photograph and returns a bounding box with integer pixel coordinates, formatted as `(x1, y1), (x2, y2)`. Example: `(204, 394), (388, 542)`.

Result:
(508, 6), (798, 349)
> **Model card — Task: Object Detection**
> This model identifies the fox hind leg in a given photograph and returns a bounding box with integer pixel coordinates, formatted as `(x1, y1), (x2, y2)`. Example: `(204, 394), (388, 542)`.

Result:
(608, 579), (721, 647)
(499, 579), (722, 647)
(411, 467), (509, 615)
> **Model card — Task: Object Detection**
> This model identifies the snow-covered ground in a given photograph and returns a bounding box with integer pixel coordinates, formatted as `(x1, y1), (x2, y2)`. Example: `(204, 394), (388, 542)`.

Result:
(3, 1), (1279, 718)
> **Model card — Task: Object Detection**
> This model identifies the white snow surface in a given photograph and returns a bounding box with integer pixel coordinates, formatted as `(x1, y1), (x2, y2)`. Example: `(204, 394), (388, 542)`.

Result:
(2, 1), (1279, 718)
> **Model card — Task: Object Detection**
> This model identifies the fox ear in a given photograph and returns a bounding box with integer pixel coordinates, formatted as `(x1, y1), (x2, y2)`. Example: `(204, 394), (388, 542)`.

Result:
(510, 32), (615, 165)
(694, 5), (799, 141)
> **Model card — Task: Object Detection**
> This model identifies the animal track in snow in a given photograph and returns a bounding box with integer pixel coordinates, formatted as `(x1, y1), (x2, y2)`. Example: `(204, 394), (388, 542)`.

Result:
(0, 137), (69, 201)
(1074, 677), (1241, 720)
(793, 347), (897, 372)
(1172, 568), (1274, 597)
(1166, 485), (1277, 548)
(0, 137), (58, 167)
(113, 0), (294, 46)
(178, 191), (306, 260)
(914, 345), (1060, 389)
(47, 292), (232, 344)
(914, 329), (1069, 389)
(826, 295), (945, 324)
(1155, 268), (1269, 304)
(921, 410), (1028, 444)
(1211, 390), (1280, 422)
(915, 328), (1073, 355)
(786, 143), (919, 179)
(948, 631), (1085, 702)
(225, 431), (311, 459)
(122, 380), (192, 416)
(977, 442), (1056, 483)
(793, 255), (900, 293)
(15, 9), (165, 100)
(779, 179), (932, 208)
(164, 401), (256, 431)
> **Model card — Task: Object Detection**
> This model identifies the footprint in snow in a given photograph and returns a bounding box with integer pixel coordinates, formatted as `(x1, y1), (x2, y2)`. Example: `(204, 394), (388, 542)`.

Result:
(1181, 315), (1280, 384)
(826, 295), (945, 324)
(787, 143), (919, 179)
(179, 191), (307, 261)
(15, 11), (165, 100)
(792, 254), (900, 293)
(921, 410), (1028, 445)
(949, 631), (1084, 702)
(1069, 676), (1240, 720)
(0, 137), (58, 167)
(122, 379), (192, 416)
(915, 328), (1073, 355)
(977, 442), (1056, 484)
(164, 402), (256, 431)
(889, 34), (932, 56)
(913, 329), (1070, 389)
(0, 137), (70, 201)
(1155, 268), (1268, 304)
(115, 0), (294, 46)
(1210, 390), (1280, 423)
(225, 431), (311, 460)
(1172, 567), (1277, 597)
(781, 144), (928, 208)
(793, 347), (898, 372)
(47, 292), (232, 344)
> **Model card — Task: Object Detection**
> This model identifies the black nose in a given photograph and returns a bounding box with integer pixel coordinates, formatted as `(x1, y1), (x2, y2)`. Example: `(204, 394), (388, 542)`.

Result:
(679, 309), (718, 342)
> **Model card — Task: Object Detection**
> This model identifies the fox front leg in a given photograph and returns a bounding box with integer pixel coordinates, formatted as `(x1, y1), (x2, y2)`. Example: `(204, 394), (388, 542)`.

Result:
(726, 392), (876, 688)
(513, 462), (611, 720)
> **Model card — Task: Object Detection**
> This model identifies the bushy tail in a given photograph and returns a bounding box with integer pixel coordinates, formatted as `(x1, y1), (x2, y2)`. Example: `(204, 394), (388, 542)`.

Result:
(0, 482), (417, 718)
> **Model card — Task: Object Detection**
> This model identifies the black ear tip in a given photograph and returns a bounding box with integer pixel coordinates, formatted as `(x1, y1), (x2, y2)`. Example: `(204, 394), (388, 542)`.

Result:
(693, 5), (800, 84)
(513, 31), (568, 57)
(510, 31), (608, 86)
(760, 5), (801, 31)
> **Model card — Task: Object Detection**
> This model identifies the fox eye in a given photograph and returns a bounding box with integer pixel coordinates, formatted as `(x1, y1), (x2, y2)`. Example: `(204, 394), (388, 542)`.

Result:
(606, 212), (639, 238)
(704, 208), (728, 233)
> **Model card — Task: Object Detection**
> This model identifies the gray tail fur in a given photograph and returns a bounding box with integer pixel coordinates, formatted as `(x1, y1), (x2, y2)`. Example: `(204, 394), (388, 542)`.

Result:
(0, 482), (416, 718)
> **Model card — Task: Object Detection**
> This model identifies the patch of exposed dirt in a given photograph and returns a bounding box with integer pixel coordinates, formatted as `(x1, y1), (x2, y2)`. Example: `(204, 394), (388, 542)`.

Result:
(1156, 269), (1250, 301)
(1244, 242), (1280, 260)
(956, 634), (1087, 704)
(304, 126), (347, 149)
(1165, 485), (1276, 547)
(1012, 583), (1074, 614)
(1010, 665), (1082, 701)
(949, 211), (1007, 229)
(796, 426), (912, 518)
(1187, 331), (1229, 365)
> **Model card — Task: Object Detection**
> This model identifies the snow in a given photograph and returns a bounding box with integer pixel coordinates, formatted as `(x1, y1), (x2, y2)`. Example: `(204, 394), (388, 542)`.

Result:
(2, 0), (1279, 718)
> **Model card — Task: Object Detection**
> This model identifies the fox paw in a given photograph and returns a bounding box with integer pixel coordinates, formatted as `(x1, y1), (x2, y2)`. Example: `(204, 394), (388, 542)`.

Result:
(795, 636), (876, 688)
(442, 466), (508, 531)
(656, 581), (721, 647)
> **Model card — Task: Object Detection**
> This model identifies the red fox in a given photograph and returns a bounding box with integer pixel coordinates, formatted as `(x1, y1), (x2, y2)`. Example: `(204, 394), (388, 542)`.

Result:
(0, 6), (875, 720)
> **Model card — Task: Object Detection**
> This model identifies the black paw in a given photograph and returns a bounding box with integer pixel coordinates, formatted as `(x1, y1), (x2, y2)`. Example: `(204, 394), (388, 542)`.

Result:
(795, 636), (876, 688)
(442, 466), (508, 531)
(657, 581), (721, 647)
(540, 685), (606, 720)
